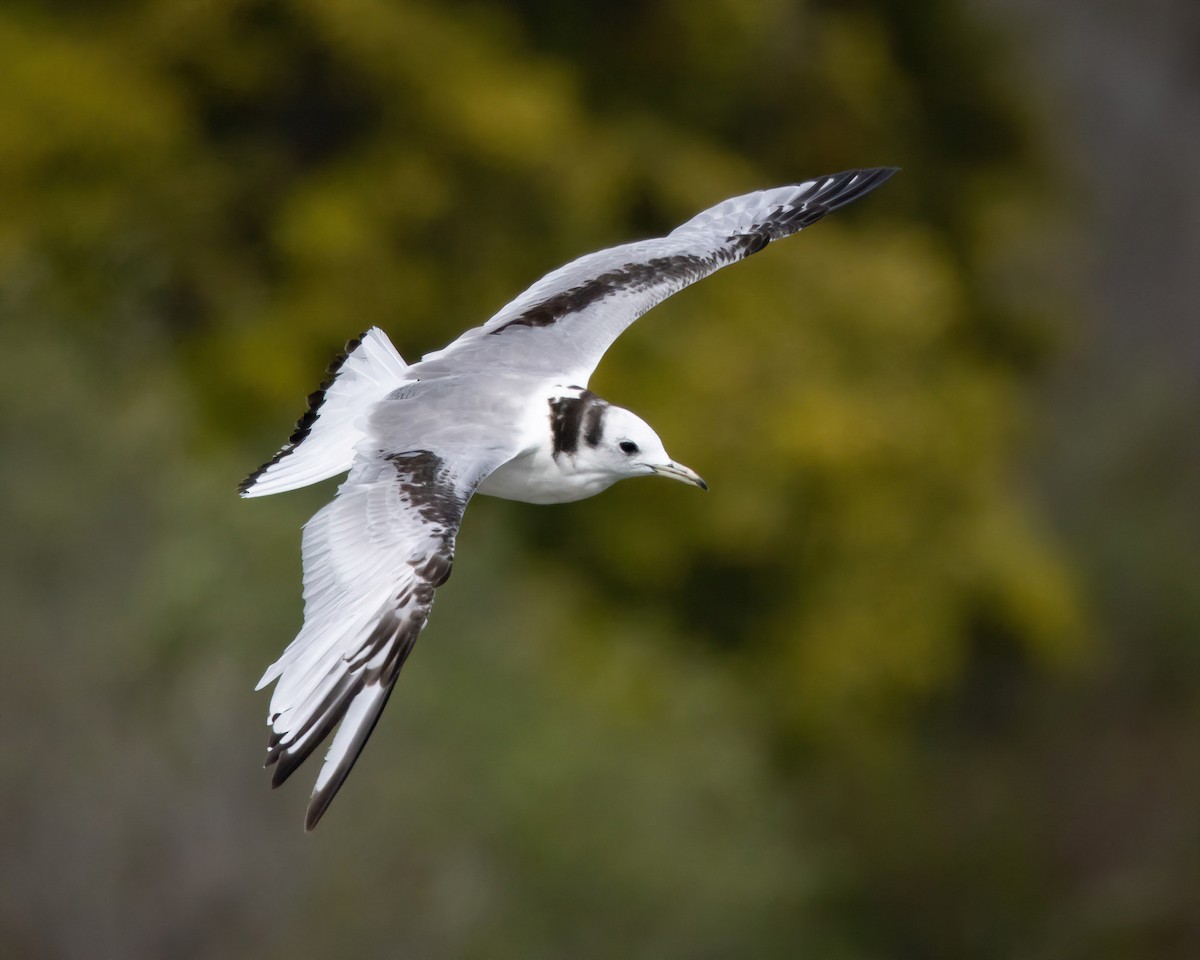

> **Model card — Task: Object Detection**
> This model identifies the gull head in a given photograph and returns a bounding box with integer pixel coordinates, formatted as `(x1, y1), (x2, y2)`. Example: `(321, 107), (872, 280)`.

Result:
(580, 404), (707, 492)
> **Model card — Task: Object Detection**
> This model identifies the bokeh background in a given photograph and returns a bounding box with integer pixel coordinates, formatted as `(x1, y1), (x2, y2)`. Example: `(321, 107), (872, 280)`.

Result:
(2, 1), (1197, 957)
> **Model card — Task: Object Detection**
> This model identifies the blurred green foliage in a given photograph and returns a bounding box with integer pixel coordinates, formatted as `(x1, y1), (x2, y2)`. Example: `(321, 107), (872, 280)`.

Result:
(1, 2), (1194, 959)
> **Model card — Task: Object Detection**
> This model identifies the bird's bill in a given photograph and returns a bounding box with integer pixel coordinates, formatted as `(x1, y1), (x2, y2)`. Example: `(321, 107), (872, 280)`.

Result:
(651, 461), (708, 491)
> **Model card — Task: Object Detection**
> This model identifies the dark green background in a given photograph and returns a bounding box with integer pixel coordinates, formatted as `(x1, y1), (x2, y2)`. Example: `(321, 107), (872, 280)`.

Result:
(2, 1), (1196, 957)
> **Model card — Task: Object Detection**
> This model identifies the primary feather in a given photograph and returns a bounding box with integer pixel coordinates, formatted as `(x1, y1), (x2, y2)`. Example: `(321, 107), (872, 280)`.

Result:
(244, 168), (898, 829)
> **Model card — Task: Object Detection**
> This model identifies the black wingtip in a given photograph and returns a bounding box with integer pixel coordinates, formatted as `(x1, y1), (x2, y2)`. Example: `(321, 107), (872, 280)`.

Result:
(302, 678), (403, 832)
(237, 331), (373, 497)
(817, 166), (900, 213)
(236, 471), (259, 497)
(740, 167), (901, 253)
(864, 165), (901, 189)
(304, 795), (329, 833)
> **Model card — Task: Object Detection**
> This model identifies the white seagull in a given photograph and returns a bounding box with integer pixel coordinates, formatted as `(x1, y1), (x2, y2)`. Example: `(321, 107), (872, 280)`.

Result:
(241, 167), (897, 829)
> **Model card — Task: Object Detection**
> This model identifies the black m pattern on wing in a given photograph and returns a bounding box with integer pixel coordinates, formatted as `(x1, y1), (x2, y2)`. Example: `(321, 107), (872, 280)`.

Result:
(486, 168), (895, 338)
(249, 167), (899, 829)
(260, 449), (471, 830)
(489, 254), (715, 334)
(418, 168), (897, 387)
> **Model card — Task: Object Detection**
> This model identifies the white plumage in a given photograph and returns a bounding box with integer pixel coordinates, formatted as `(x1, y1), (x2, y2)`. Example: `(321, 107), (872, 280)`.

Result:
(242, 168), (898, 829)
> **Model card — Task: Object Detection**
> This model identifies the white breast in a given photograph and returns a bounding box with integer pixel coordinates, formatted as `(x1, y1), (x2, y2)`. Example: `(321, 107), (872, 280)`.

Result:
(476, 388), (617, 504)
(477, 445), (615, 504)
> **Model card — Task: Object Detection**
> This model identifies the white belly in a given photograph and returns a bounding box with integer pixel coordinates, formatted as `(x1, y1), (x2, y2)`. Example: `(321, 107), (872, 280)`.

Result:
(477, 447), (615, 504)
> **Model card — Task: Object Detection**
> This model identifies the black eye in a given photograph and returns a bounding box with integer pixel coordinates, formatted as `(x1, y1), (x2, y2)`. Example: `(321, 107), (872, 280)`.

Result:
(619, 440), (639, 455)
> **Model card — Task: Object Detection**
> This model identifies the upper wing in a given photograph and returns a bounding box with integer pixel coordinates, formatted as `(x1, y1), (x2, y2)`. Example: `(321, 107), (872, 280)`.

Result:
(258, 445), (489, 830)
(417, 168), (897, 385)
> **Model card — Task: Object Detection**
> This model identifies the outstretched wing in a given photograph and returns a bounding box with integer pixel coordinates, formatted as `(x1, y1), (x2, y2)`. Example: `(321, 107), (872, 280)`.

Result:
(258, 447), (485, 830)
(418, 168), (897, 385)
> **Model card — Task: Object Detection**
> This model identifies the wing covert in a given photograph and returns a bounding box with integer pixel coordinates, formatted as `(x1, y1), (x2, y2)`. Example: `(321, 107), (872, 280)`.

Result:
(418, 167), (897, 384)
(258, 448), (480, 830)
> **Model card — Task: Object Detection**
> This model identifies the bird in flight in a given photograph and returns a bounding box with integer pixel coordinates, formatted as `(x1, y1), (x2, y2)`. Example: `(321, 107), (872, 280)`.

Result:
(241, 167), (898, 829)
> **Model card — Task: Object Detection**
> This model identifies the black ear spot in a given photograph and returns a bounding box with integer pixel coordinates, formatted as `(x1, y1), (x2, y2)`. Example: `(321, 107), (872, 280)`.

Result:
(619, 440), (639, 455)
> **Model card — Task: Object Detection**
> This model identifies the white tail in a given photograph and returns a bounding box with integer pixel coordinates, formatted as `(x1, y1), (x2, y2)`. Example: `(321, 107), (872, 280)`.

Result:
(239, 327), (409, 497)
